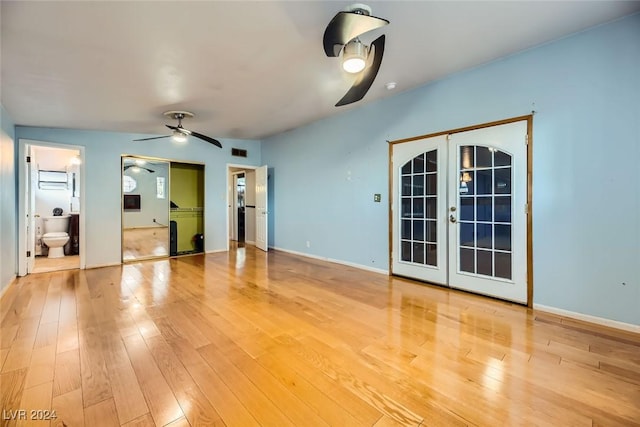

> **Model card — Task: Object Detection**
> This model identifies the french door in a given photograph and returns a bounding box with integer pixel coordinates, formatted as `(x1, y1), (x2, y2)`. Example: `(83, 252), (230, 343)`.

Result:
(391, 120), (529, 304)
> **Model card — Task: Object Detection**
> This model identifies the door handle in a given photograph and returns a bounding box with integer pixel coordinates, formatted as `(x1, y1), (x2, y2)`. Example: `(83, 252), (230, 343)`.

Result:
(449, 215), (457, 224)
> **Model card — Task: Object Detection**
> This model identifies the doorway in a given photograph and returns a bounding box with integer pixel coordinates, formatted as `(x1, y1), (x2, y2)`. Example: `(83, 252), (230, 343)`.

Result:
(390, 118), (531, 304)
(18, 140), (85, 275)
(227, 164), (269, 252)
(231, 172), (247, 244)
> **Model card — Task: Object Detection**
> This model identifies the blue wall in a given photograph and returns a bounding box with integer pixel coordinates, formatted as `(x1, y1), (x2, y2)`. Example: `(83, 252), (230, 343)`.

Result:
(1, 104), (17, 293)
(16, 127), (261, 268)
(263, 14), (640, 325)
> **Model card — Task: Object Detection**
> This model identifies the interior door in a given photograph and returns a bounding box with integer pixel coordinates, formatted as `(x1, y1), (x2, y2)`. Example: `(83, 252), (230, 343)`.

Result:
(255, 165), (268, 251)
(448, 121), (528, 303)
(391, 120), (528, 304)
(26, 147), (35, 273)
(392, 135), (448, 285)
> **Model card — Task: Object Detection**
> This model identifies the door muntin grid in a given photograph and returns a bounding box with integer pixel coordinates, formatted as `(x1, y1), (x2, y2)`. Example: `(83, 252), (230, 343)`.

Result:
(458, 145), (513, 280)
(400, 150), (437, 267)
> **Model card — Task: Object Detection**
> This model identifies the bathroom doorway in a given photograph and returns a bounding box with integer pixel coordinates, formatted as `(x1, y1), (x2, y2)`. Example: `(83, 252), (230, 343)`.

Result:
(18, 140), (85, 275)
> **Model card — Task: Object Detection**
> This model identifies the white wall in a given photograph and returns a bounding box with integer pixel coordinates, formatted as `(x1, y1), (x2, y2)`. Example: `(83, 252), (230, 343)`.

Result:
(262, 14), (640, 325)
(0, 105), (17, 293)
(16, 129), (261, 268)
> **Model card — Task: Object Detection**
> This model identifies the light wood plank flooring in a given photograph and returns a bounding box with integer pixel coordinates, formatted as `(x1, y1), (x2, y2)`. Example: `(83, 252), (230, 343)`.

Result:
(32, 256), (80, 274)
(1, 245), (639, 426)
(122, 227), (169, 262)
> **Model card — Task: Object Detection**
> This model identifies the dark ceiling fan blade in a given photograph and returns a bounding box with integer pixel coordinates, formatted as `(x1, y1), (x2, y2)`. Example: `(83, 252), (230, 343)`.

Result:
(133, 135), (172, 141)
(165, 124), (187, 134)
(166, 124), (222, 148)
(190, 131), (222, 148)
(323, 11), (389, 57)
(336, 34), (385, 107)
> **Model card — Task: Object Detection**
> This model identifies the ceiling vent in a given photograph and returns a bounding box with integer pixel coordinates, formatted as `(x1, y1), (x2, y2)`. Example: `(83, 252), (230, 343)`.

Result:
(231, 148), (248, 158)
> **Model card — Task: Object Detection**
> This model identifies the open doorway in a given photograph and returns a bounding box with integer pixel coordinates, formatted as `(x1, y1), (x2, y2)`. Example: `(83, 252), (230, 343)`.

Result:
(18, 140), (85, 275)
(229, 168), (254, 246)
(227, 164), (269, 251)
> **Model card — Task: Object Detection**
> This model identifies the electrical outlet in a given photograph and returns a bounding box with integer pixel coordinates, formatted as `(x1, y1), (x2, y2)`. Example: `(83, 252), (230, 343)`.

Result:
(374, 194), (381, 202)
(306, 241), (311, 248)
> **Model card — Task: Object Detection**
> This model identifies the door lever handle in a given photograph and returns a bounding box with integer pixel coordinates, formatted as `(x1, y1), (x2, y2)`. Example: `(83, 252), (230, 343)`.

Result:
(449, 215), (457, 224)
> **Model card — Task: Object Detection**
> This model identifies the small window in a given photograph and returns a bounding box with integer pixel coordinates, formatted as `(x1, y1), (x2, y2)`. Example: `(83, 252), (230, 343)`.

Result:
(123, 175), (137, 193)
(156, 177), (165, 199)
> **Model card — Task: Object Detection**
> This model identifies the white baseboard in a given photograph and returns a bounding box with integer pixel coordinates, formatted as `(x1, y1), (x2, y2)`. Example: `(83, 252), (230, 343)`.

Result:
(533, 304), (640, 333)
(86, 262), (122, 270)
(206, 248), (227, 254)
(271, 246), (388, 275)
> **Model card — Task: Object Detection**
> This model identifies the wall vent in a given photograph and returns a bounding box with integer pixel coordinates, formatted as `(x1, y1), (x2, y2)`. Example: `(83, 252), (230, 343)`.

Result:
(231, 148), (248, 158)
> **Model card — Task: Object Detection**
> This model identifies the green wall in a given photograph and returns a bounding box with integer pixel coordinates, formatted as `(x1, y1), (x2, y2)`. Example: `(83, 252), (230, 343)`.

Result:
(170, 163), (204, 253)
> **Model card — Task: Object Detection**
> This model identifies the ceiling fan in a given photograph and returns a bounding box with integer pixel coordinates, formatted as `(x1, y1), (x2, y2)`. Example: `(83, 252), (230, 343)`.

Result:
(323, 4), (389, 106)
(133, 111), (222, 148)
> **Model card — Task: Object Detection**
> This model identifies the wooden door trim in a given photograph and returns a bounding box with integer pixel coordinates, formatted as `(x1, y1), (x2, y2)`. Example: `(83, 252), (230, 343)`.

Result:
(388, 114), (534, 307)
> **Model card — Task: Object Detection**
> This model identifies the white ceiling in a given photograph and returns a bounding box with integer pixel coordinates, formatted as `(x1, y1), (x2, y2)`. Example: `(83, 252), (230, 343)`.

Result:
(2, 1), (639, 140)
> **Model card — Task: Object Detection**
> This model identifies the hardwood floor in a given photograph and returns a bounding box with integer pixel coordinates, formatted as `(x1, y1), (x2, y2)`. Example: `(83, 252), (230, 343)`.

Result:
(1, 245), (639, 426)
(122, 227), (169, 262)
(32, 256), (80, 274)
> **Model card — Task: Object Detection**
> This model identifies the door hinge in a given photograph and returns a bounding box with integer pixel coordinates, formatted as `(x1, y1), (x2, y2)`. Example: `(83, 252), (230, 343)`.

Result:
(525, 134), (529, 145)
(525, 203), (529, 214)
(26, 251), (31, 257)
(26, 156), (31, 163)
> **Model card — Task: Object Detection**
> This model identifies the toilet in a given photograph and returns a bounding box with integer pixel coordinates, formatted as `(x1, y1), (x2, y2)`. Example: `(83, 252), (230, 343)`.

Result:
(42, 215), (71, 258)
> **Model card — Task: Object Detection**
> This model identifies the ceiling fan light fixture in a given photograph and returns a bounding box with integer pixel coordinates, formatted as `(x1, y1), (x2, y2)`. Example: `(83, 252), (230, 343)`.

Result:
(342, 39), (367, 73)
(172, 129), (187, 143)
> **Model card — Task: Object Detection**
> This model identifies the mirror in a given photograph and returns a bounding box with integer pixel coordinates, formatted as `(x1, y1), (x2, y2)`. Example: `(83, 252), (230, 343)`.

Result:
(121, 156), (170, 261)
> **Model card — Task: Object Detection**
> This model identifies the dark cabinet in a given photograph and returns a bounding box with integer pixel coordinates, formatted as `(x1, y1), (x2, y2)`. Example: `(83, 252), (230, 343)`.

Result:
(69, 213), (80, 255)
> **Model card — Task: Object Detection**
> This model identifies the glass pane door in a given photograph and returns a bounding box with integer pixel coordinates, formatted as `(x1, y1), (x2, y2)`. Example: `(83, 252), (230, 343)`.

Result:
(400, 150), (438, 266)
(448, 121), (528, 303)
(392, 134), (448, 285)
(392, 120), (528, 304)
(457, 145), (513, 280)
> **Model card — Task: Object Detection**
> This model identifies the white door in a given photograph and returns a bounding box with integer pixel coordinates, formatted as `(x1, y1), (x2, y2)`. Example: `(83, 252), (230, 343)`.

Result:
(255, 165), (268, 252)
(392, 121), (528, 303)
(392, 135), (448, 285)
(448, 121), (528, 303)
(26, 149), (36, 273)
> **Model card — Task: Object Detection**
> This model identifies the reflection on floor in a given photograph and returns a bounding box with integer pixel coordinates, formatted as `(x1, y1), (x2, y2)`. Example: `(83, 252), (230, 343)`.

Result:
(32, 255), (80, 274)
(123, 226), (169, 261)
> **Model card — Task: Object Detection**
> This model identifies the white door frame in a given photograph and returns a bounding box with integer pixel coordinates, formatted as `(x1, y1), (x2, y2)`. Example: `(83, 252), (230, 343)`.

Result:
(389, 115), (533, 306)
(18, 139), (86, 276)
(226, 164), (256, 251)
